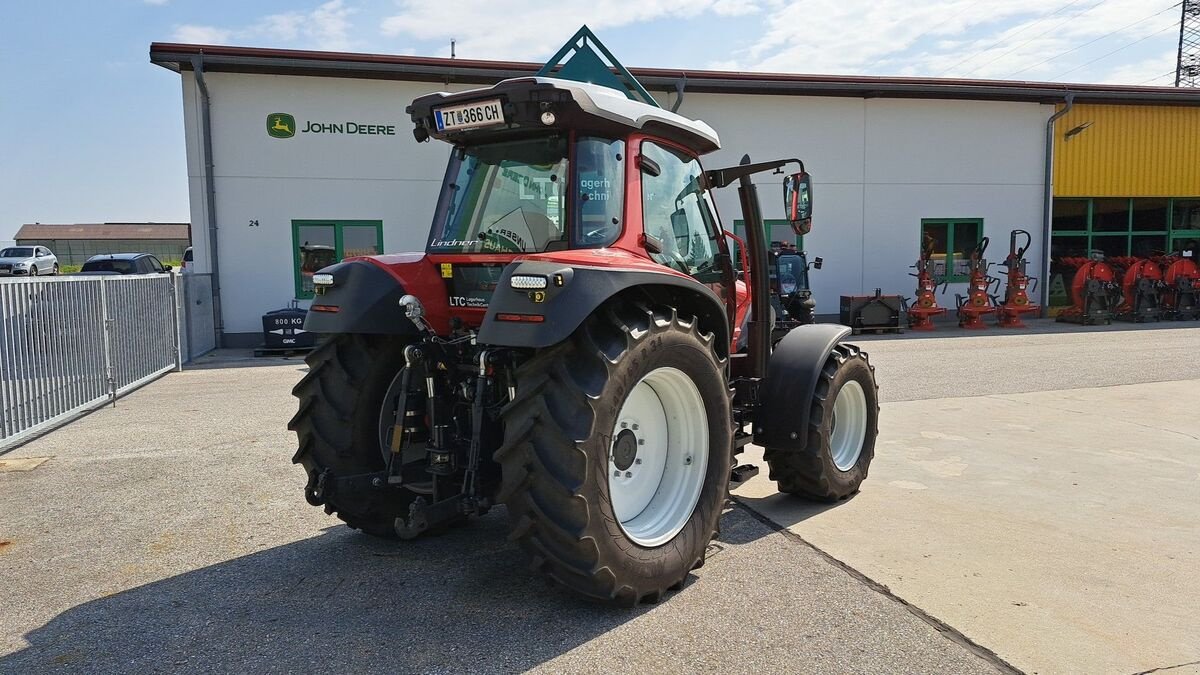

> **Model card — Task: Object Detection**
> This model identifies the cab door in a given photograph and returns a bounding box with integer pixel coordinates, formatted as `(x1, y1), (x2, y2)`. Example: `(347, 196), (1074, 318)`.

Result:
(638, 140), (732, 311)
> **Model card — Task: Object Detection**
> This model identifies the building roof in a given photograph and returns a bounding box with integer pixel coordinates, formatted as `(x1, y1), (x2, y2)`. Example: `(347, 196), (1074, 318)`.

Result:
(150, 42), (1200, 106)
(15, 223), (190, 241)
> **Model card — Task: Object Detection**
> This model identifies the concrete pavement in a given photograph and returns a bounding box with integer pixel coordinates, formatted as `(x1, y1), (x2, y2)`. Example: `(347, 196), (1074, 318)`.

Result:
(1, 325), (1197, 674)
(0, 356), (1001, 675)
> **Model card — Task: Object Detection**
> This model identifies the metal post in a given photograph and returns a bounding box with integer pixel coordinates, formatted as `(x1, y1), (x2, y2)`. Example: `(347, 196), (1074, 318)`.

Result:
(99, 277), (116, 407)
(0, 284), (9, 440)
(170, 273), (183, 371)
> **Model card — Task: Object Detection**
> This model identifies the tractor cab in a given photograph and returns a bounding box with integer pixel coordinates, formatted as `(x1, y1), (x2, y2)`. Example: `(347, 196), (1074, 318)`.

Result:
(405, 76), (736, 325)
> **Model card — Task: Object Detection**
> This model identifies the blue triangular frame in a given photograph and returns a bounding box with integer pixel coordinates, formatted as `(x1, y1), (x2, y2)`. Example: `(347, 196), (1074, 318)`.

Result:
(535, 25), (660, 108)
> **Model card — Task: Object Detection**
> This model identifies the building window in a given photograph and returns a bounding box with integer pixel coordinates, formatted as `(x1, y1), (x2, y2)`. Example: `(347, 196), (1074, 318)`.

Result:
(292, 220), (383, 299)
(919, 218), (983, 283)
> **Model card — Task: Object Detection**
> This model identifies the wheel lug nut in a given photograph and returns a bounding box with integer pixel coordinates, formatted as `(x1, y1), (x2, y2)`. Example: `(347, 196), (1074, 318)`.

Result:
(632, 424), (639, 431)
(635, 458), (642, 464)
(613, 470), (621, 478)
(620, 422), (628, 428)
(624, 471), (632, 478)
(637, 439), (645, 446)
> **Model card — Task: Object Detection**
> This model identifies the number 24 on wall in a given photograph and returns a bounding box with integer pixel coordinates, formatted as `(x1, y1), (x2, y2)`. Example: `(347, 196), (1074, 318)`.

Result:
(248, 219), (260, 227)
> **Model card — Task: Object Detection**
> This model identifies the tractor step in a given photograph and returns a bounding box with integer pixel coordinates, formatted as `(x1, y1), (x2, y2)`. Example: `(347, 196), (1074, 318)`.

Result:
(729, 463), (760, 487)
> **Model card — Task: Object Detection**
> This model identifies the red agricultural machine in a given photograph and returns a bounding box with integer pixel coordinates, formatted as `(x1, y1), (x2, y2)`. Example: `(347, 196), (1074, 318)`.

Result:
(1161, 253), (1200, 320)
(1056, 252), (1122, 325)
(995, 229), (1040, 328)
(955, 237), (998, 329)
(907, 233), (947, 330)
(289, 28), (880, 605)
(1110, 256), (1164, 323)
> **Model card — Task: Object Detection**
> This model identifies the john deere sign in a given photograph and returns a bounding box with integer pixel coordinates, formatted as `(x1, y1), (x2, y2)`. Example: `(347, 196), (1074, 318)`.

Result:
(266, 112), (396, 139)
(267, 113), (295, 138)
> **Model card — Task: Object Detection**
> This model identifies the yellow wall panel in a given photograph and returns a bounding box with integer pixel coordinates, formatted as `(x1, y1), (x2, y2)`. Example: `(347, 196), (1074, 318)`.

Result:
(1053, 104), (1200, 197)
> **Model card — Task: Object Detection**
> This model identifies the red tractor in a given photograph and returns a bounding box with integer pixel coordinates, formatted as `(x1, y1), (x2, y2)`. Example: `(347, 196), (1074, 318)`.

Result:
(289, 69), (879, 605)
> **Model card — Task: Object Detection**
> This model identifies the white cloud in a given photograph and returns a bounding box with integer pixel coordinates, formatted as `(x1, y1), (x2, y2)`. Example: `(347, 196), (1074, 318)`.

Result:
(172, 0), (356, 51)
(1099, 50), (1178, 86)
(143, 0), (169, 5)
(380, 1), (760, 60)
(172, 25), (233, 44)
(717, 0), (1180, 84)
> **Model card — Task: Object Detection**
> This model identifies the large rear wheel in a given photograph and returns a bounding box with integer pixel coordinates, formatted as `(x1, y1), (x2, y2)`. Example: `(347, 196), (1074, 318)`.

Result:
(289, 333), (420, 536)
(765, 343), (878, 501)
(497, 303), (731, 605)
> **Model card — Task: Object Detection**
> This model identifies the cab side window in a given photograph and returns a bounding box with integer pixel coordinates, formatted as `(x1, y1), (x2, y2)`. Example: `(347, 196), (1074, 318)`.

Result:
(639, 142), (719, 278)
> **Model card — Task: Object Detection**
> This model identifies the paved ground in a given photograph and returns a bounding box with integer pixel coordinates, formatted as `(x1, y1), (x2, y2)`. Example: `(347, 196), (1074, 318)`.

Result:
(1, 325), (1198, 674)
(0, 354), (1001, 675)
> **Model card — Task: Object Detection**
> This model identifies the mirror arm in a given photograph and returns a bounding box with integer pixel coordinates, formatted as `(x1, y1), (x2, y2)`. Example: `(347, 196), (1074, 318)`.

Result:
(705, 158), (805, 190)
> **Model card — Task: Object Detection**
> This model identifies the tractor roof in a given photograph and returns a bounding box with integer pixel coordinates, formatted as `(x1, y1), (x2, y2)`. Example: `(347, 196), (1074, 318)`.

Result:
(408, 77), (721, 155)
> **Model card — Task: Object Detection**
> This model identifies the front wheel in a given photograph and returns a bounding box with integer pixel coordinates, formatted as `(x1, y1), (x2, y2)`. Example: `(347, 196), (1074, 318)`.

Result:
(765, 343), (878, 501)
(497, 303), (731, 605)
(29, 265), (37, 277)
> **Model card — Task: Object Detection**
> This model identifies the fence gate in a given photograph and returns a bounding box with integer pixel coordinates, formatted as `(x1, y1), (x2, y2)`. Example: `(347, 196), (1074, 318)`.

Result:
(0, 274), (181, 452)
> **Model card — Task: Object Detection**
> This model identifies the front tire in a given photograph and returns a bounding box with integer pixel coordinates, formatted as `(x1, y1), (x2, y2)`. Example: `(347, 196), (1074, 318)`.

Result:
(497, 304), (731, 605)
(765, 343), (878, 501)
(289, 334), (419, 537)
(29, 265), (37, 277)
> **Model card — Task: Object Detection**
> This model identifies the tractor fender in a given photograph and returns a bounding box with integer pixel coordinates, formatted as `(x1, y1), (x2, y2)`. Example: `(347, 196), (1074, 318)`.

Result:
(752, 323), (852, 451)
(478, 260), (729, 356)
(301, 259), (423, 336)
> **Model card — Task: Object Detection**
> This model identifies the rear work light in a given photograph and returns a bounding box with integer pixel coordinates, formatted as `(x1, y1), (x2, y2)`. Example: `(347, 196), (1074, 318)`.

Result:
(310, 304), (340, 313)
(312, 273), (334, 286)
(509, 275), (548, 290)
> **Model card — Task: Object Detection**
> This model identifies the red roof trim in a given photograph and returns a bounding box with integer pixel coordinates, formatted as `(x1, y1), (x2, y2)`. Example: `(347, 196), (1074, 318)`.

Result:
(148, 41), (1193, 98)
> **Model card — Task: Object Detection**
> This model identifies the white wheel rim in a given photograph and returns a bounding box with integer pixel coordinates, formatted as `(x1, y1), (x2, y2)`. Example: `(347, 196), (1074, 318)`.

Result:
(608, 366), (709, 548)
(830, 380), (868, 472)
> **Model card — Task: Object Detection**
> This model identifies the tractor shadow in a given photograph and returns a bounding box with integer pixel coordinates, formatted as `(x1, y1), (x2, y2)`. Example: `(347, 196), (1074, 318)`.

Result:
(721, 493), (848, 546)
(0, 510), (667, 674)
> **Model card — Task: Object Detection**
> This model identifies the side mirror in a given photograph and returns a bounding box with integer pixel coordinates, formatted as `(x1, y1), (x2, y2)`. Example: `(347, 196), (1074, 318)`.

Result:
(163, 265), (173, 272)
(784, 171), (813, 235)
(813, 257), (823, 270)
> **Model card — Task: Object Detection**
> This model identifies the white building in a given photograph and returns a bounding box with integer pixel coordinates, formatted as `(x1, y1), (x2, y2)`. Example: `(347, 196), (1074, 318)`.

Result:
(150, 43), (1199, 347)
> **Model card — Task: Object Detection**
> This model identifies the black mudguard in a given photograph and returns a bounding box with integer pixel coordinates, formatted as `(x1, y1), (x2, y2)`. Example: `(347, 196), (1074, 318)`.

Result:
(302, 260), (419, 336)
(752, 323), (852, 451)
(478, 260), (729, 354)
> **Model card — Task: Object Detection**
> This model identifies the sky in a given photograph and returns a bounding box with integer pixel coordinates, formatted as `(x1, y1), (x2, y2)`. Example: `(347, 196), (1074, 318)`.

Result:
(0, 0), (1188, 242)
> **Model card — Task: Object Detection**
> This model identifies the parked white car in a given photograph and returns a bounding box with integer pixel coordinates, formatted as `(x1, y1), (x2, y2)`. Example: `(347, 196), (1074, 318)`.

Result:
(0, 246), (58, 277)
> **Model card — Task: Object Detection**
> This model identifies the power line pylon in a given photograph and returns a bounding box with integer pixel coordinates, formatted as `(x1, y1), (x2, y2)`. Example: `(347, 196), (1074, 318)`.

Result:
(1178, 0), (1200, 86)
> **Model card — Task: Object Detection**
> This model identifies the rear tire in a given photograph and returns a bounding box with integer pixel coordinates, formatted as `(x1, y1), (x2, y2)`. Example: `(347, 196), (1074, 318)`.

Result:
(497, 303), (731, 605)
(289, 333), (418, 537)
(765, 343), (878, 501)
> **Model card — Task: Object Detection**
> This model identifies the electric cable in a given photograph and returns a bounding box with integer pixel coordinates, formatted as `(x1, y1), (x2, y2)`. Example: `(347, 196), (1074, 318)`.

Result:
(860, 0), (986, 71)
(961, 0), (1107, 78)
(1008, 2), (1182, 77)
(941, 0), (1089, 76)
(1051, 21), (1179, 79)
(1135, 68), (1180, 84)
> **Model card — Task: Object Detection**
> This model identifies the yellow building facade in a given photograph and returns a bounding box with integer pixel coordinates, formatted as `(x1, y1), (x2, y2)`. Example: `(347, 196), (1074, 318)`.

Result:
(1048, 103), (1200, 307)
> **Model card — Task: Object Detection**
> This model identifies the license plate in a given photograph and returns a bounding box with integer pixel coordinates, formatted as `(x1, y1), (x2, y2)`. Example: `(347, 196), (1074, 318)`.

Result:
(434, 98), (504, 132)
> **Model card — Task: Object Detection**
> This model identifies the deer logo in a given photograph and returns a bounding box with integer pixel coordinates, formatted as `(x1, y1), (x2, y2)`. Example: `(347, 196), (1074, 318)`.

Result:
(267, 113), (296, 139)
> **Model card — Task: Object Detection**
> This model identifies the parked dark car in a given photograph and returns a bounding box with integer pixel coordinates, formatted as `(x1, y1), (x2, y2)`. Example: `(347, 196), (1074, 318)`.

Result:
(76, 253), (173, 276)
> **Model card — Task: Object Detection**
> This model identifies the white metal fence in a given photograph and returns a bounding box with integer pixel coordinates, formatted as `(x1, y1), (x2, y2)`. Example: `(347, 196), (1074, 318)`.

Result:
(0, 274), (181, 451)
